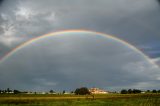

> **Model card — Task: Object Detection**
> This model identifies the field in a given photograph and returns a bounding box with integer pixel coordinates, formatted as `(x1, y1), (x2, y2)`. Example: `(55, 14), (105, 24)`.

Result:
(0, 93), (160, 106)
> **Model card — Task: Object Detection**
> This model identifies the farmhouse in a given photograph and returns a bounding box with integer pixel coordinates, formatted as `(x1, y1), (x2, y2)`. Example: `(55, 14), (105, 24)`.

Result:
(89, 88), (108, 94)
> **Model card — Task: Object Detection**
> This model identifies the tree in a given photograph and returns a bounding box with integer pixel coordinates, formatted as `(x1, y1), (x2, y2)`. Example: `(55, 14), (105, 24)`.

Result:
(70, 91), (74, 94)
(13, 90), (21, 94)
(75, 87), (90, 95)
(121, 89), (127, 94)
(128, 89), (133, 94)
(147, 90), (150, 93)
(63, 90), (65, 94)
(152, 90), (157, 93)
(132, 89), (141, 94)
(49, 90), (55, 94)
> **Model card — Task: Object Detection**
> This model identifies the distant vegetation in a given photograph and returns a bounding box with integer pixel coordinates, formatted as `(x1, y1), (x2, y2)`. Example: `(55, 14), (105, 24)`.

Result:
(120, 89), (160, 94)
(1, 87), (160, 95)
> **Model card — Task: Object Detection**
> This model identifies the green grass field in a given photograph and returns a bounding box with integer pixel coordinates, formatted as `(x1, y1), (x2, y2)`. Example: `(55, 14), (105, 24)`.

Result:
(0, 94), (160, 106)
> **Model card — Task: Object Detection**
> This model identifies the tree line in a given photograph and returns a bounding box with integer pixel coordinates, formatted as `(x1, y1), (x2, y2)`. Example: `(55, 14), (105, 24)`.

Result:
(121, 89), (160, 94)
(0, 87), (91, 95)
(1, 87), (160, 95)
(0, 88), (21, 94)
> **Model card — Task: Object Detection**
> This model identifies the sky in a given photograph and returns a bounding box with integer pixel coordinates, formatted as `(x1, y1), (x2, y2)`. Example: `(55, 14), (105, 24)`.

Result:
(0, 0), (160, 91)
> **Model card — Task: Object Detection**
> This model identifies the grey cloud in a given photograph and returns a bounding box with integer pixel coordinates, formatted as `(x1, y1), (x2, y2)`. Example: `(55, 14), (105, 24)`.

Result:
(152, 58), (160, 66)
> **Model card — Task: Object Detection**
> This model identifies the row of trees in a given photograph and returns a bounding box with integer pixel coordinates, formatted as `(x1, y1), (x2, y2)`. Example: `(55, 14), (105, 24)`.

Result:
(121, 89), (141, 94)
(0, 87), (91, 95)
(146, 90), (160, 93)
(121, 89), (160, 94)
(0, 88), (21, 94)
(49, 87), (91, 95)
(49, 90), (65, 94)
(1, 87), (160, 95)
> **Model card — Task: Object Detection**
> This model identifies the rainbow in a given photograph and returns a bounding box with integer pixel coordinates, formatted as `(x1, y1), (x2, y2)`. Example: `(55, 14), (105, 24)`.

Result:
(0, 29), (158, 67)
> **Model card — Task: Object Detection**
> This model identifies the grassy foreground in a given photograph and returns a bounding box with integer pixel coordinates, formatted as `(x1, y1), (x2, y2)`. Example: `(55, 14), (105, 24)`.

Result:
(0, 94), (160, 106)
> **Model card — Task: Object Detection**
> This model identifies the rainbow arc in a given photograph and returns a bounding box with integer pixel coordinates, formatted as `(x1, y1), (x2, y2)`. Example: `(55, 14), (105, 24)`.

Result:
(0, 29), (158, 67)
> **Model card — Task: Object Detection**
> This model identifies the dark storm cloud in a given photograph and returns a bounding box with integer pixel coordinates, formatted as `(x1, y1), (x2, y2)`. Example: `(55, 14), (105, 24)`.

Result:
(157, 0), (160, 4)
(0, 33), (160, 91)
(0, 0), (3, 5)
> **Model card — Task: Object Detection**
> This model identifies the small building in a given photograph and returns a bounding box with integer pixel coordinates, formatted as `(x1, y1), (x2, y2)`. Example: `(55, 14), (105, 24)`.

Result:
(89, 88), (108, 94)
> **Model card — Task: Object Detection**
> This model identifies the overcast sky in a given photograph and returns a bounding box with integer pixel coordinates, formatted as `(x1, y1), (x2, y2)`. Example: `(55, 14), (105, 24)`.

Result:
(0, 32), (160, 91)
(0, 0), (160, 91)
